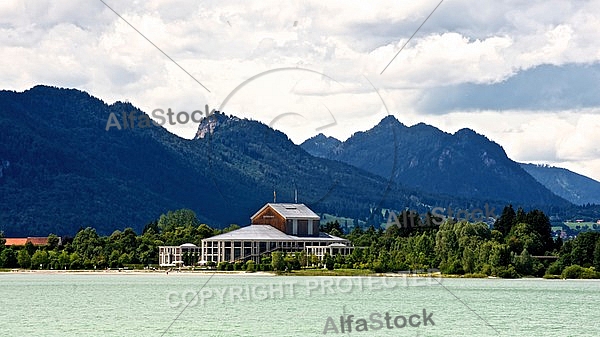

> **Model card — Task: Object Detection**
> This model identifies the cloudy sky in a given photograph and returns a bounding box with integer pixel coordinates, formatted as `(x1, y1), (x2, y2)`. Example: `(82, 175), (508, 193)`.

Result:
(2, 0), (600, 181)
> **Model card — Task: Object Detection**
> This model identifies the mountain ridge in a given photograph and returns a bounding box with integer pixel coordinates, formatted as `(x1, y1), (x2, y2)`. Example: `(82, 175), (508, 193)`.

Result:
(301, 116), (570, 207)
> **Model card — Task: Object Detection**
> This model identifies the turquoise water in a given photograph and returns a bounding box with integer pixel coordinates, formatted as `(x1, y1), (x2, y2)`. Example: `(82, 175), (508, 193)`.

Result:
(0, 273), (598, 336)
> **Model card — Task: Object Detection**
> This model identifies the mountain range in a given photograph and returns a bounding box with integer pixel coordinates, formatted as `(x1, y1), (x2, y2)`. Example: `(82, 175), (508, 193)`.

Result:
(301, 117), (569, 207)
(0, 85), (427, 236)
(0, 85), (592, 237)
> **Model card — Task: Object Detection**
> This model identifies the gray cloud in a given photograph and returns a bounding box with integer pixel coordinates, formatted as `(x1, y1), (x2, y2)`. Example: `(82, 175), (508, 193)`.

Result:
(418, 63), (600, 113)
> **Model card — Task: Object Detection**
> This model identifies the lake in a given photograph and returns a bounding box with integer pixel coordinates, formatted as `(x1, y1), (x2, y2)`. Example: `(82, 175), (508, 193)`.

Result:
(1, 272), (598, 336)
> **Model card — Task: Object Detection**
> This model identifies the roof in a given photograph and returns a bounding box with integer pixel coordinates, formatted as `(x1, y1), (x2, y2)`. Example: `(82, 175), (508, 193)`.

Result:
(203, 224), (348, 243)
(4, 238), (28, 246)
(4, 237), (55, 247)
(180, 243), (198, 248)
(27, 237), (50, 246)
(251, 203), (320, 221)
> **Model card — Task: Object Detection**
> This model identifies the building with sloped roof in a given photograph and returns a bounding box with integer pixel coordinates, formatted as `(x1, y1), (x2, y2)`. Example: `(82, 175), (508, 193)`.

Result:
(158, 203), (353, 266)
(202, 203), (351, 264)
(156, 204), (355, 267)
(250, 203), (320, 236)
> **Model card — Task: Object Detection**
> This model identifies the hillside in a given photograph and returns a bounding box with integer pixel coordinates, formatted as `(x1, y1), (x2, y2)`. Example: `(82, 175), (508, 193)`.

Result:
(520, 163), (600, 205)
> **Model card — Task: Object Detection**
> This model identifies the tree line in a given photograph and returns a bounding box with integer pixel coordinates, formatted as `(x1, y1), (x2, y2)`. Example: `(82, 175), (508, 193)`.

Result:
(312, 205), (600, 279)
(0, 209), (234, 270)
(1, 206), (599, 279)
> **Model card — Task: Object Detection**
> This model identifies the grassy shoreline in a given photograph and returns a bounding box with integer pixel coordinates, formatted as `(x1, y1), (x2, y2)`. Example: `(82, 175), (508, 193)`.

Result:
(0, 267), (572, 279)
(0, 269), (560, 279)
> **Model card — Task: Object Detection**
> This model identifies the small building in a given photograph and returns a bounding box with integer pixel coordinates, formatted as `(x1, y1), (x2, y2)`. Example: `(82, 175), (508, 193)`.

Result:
(158, 243), (202, 267)
(305, 242), (356, 260)
(4, 236), (61, 247)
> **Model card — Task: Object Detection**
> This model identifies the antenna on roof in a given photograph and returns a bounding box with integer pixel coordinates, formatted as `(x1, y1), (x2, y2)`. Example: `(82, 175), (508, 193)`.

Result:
(273, 189), (277, 203)
(293, 179), (298, 203)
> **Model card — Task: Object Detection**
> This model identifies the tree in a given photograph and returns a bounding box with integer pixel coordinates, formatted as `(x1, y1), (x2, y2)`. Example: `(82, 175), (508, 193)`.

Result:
(329, 228), (343, 238)
(571, 232), (600, 267)
(17, 249), (31, 269)
(118, 253), (131, 266)
(58, 250), (70, 269)
(24, 241), (36, 256)
(525, 209), (554, 253)
(514, 249), (533, 276)
(47, 234), (60, 250)
(462, 248), (476, 274)
(158, 209), (200, 232)
(245, 260), (256, 272)
(31, 250), (49, 269)
(515, 207), (527, 225)
(222, 224), (240, 234)
(0, 231), (5, 252)
(506, 223), (543, 256)
(0, 248), (17, 268)
(489, 243), (511, 268)
(297, 250), (307, 268)
(284, 254), (301, 270)
(197, 224), (216, 239)
(309, 254), (319, 267)
(594, 240), (600, 271)
(142, 220), (159, 234)
(119, 228), (138, 256)
(109, 250), (121, 268)
(72, 227), (103, 262)
(69, 252), (82, 269)
(320, 221), (343, 235)
(324, 253), (334, 270)
(271, 251), (286, 271)
(494, 205), (515, 237)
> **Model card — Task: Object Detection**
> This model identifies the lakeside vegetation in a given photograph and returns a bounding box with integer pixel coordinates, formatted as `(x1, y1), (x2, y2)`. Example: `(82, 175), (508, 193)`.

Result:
(1, 206), (600, 279)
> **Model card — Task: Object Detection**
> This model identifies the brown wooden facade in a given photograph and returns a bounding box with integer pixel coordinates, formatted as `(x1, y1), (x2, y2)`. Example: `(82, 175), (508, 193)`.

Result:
(251, 204), (319, 237)
(251, 207), (286, 232)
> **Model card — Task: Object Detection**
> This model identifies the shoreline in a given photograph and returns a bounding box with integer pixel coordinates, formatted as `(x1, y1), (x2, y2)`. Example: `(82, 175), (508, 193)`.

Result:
(0, 268), (563, 279)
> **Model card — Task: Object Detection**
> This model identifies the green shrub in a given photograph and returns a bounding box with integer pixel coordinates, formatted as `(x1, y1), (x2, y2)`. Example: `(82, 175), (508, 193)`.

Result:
(439, 259), (464, 275)
(561, 265), (584, 279)
(495, 265), (519, 278)
(371, 260), (385, 273)
(581, 268), (600, 279)
(217, 261), (229, 271)
(546, 261), (563, 275)
(480, 264), (493, 276)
